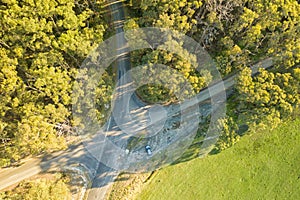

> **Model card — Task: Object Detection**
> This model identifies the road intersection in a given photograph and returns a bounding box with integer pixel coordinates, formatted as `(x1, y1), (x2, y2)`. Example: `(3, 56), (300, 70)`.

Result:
(0, 1), (274, 199)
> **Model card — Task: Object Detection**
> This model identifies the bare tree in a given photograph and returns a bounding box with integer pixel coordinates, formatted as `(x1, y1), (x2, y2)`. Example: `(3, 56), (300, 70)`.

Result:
(195, 0), (243, 47)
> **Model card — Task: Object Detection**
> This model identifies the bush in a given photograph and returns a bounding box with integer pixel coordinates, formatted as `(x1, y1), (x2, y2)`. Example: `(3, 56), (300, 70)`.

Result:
(214, 117), (240, 152)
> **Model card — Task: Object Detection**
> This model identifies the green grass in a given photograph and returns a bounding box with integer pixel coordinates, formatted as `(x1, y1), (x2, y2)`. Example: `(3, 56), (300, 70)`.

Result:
(137, 118), (300, 200)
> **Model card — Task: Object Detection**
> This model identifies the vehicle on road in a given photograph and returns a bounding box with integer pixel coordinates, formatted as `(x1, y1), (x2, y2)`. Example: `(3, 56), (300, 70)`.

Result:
(145, 145), (152, 155)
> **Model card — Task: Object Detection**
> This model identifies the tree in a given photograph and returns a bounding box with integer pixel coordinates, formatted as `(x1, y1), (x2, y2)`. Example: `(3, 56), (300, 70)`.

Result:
(134, 39), (212, 104)
(0, 173), (72, 200)
(214, 0), (300, 75)
(236, 67), (300, 130)
(214, 117), (240, 152)
(0, 0), (108, 166)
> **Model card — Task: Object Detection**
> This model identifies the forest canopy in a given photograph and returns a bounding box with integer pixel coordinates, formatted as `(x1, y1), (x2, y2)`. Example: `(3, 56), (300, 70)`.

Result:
(126, 0), (300, 121)
(0, 0), (108, 166)
(0, 0), (299, 166)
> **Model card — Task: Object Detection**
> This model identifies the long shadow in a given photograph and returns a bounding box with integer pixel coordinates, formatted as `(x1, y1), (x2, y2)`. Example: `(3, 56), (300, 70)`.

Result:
(172, 122), (250, 165)
(39, 140), (121, 199)
(40, 142), (99, 174)
(171, 140), (204, 165)
(171, 116), (210, 165)
(90, 162), (118, 188)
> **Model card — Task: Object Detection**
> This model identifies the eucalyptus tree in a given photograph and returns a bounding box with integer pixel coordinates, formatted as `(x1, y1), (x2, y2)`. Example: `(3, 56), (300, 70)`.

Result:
(0, 0), (107, 166)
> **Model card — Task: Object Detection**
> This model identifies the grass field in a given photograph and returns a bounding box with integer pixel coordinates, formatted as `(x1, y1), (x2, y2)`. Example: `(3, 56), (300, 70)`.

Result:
(137, 117), (300, 200)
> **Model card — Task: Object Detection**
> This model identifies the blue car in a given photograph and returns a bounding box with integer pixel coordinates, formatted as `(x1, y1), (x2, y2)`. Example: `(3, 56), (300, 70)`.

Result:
(145, 145), (152, 155)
